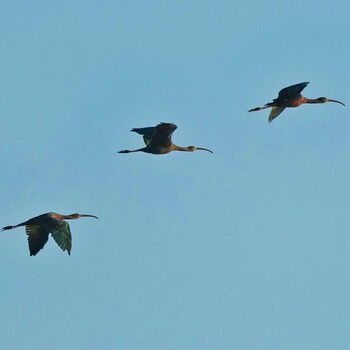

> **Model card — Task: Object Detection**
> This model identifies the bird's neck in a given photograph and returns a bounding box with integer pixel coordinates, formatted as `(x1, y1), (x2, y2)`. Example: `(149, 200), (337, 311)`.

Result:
(304, 97), (322, 104)
(172, 144), (190, 152)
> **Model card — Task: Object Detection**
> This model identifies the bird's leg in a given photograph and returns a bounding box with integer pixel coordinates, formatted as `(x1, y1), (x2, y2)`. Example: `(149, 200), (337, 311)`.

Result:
(118, 147), (146, 154)
(2, 225), (18, 231)
(248, 106), (270, 112)
(2, 223), (25, 231)
(1, 218), (34, 231)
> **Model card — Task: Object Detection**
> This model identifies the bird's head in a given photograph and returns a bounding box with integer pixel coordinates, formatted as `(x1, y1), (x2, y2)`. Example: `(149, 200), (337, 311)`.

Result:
(187, 146), (213, 153)
(317, 97), (345, 106)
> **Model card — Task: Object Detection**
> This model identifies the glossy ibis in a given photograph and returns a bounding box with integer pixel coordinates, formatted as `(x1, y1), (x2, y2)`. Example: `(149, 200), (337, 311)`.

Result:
(2, 212), (98, 256)
(249, 82), (345, 122)
(118, 123), (213, 155)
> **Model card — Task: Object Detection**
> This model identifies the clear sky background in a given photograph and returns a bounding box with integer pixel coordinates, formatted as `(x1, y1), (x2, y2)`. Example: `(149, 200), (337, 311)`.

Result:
(1, 1), (349, 349)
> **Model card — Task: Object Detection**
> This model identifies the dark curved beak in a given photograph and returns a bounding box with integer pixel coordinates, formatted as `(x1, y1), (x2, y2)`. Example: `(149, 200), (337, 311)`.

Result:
(327, 99), (345, 106)
(81, 214), (99, 219)
(197, 147), (213, 153)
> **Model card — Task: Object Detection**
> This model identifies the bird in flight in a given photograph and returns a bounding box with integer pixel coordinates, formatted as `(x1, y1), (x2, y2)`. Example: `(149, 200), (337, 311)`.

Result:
(248, 82), (345, 122)
(2, 212), (98, 256)
(118, 122), (213, 155)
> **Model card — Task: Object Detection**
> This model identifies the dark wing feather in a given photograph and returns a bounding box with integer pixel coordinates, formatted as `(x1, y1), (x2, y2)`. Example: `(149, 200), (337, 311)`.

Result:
(131, 127), (157, 146)
(268, 107), (286, 123)
(149, 123), (177, 148)
(277, 82), (309, 100)
(25, 225), (49, 256)
(50, 220), (72, 255)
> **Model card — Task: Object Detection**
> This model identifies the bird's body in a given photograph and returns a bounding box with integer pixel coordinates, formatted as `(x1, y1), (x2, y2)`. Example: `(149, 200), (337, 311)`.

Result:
(2, 212), (98, 256)
(119, 122), (213, 155)
(249, 82), (345, 122)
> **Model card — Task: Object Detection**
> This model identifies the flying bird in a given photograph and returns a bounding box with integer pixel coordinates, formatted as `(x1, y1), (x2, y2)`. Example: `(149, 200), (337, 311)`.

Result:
(2, 212), (98, 256)
(118, 122), (213, 155)
(248, 82), (345, 122)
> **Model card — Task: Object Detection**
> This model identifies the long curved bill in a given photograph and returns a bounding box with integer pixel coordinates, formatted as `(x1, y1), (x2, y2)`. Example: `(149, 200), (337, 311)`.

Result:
(197, 147), (213, 153)
(81, 214), (99, 219)
(327, 99), (345, 106)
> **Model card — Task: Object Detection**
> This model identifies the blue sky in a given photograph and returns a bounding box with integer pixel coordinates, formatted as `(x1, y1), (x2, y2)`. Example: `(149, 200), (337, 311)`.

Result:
(1, 1), (350, 349)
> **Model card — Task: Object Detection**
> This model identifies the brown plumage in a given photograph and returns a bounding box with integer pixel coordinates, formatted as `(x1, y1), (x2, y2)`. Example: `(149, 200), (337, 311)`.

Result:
(248, 82), (345, 122)
(118, 123), (213, 155)
(2, 212), (98, 256)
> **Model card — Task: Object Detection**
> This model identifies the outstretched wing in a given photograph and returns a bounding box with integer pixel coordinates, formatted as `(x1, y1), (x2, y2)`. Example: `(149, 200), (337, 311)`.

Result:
(149, 123), (177, 148)
(131, 123), (177, 148)
(131, 126), (157, 146)
(50, 220), (72, 255)
(277, 82), (309, 100)
(268, 107), (286, 123)
(25, 225), (49, 256)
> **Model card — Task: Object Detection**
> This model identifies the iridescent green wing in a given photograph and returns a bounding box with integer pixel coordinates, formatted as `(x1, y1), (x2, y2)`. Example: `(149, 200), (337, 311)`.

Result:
(25, 225), (49, 256)
(268, 107), (286, 123)
(50, 220), (72, 255)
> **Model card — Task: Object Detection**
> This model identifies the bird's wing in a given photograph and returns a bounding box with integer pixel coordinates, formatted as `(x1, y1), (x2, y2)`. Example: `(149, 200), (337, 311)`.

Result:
(131, 127), (157, 146)
(150, 123), (177, 147)
(268, 107), (286, 123)
(25, 225), (49, 256)
(277, 82), (309, 100)
(50, 220), (72, 255)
